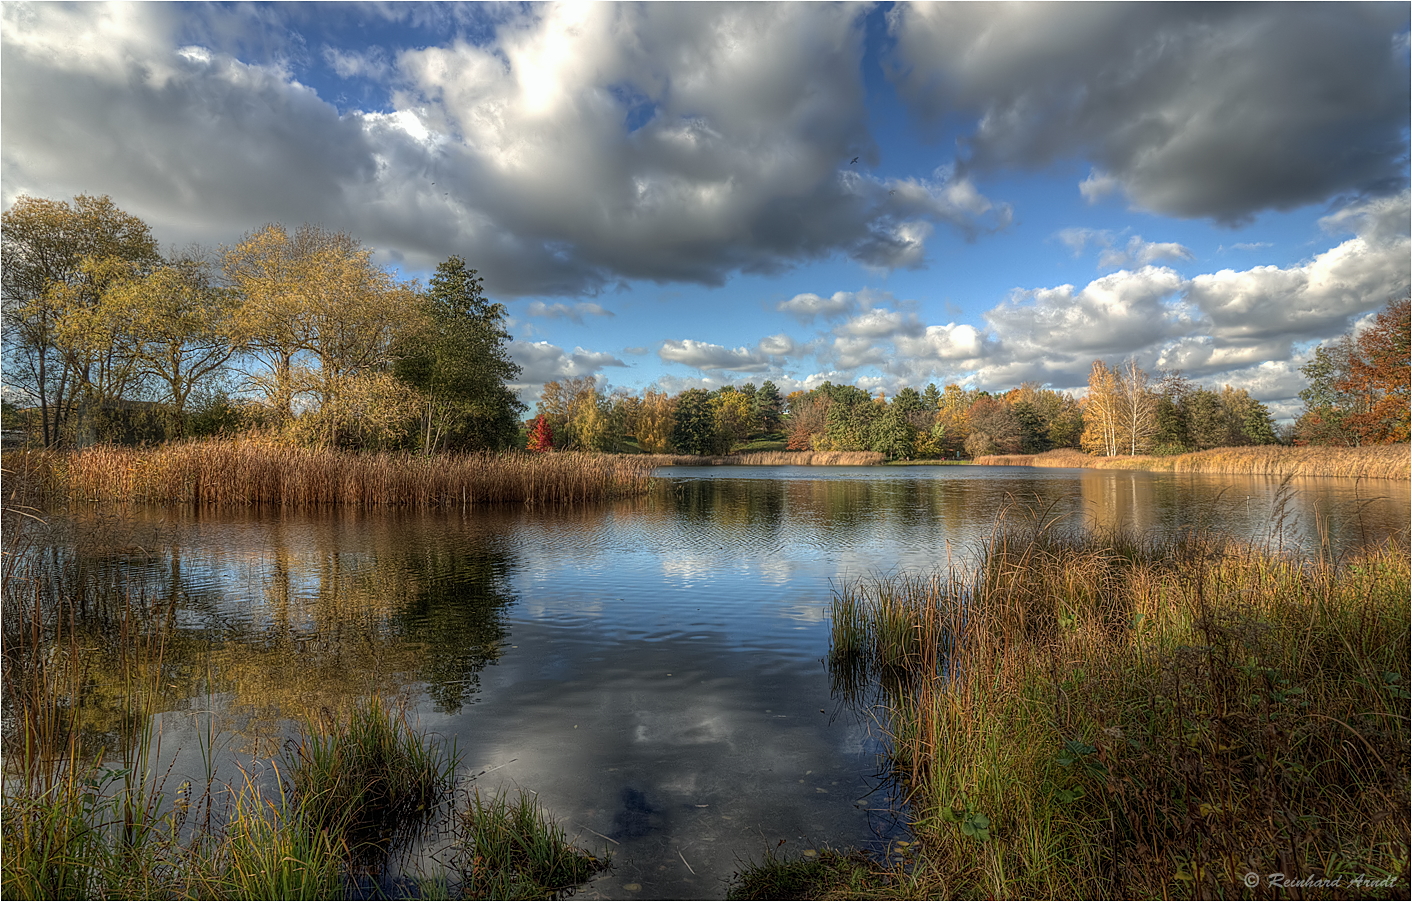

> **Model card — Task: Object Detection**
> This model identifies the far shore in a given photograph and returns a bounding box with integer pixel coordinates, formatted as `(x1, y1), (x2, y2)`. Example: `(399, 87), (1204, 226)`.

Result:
(973, 444), (1410, 481)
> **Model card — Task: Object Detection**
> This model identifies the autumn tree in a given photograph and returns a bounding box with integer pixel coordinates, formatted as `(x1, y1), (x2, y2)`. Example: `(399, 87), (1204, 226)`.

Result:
(224, 224), (418, 435)
(2, 194), (160, 446)
(965, 395), (1022, 457)
(69, 254), (240, 438)
(1341, 298), (1410, 444)
(932, 384), (975, 458)
(1295, 299), (1411, 445)
(393, 256), (524, 452)
(712, 387), (758, 450)
(636, 390), (677, 453)
(1116, 358), (1158, 455)
(784, 390), (828, 450)
(1081, 361), (1121, 456)
(527, 414), (553, 452)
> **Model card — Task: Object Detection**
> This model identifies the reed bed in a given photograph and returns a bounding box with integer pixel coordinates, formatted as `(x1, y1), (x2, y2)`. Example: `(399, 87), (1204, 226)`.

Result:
(641, 450), (885, 467)
(4, 441), (655, 507)
(821, 521), (1411, 900)
(974, 443), (1410, 480)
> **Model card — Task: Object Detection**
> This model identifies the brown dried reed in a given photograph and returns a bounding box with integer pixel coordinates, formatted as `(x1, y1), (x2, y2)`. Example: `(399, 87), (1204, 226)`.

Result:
(975, 443), (1410, 480)
(641, 450), (885, 467)
(3, 442), (654, 507)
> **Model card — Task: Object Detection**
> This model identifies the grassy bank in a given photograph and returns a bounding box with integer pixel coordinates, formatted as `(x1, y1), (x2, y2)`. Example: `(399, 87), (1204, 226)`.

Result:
(3, 440), (654, 508)
(974, 443), (1410, 480)
(642, 450), (885, 467)
(764, 523), (1409, 900)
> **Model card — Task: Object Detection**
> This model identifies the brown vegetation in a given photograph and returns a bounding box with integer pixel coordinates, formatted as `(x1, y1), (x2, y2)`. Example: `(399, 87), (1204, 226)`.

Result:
(3, 441), (654, 507)
(824, 522), (1411, 899)
(639, 450), (885, 467)
(975, 443), (1409, 480)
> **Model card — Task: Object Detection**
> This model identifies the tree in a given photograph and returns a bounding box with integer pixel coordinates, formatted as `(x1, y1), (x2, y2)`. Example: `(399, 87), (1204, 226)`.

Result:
(1341, 298), (1410, 444)
(872, 400), (917, 460)
(672, 388), (720, 455)
(636, 390), (677, 453)
(1185, 388), (1227, 450)
(1295, 339), (1358, 446)
(1219, 386), (1277, 446)
(1116, 358), (1158, 455)
(535, 377), (609, 451)
(1081, 361), (1121, 456)
(2, 194), (160, 446)
(755, 381), (785, 433)
(966, 396), (1022, 456)
(932, 384), (974, 457)
(818, 383), (875, 451)
(77, 254), (239, 438)
(394, 257), (525, 452)
(526, 414), (553, 452)
(784, 390), (828, 450)
(224, 224), (418, 434)
(712, 387), (758, 450)
(1294, 298), (1411, 446)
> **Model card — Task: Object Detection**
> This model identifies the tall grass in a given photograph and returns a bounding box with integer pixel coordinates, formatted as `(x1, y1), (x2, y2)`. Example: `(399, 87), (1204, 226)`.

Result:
(452, 788), (609, 900)
(826, 518), (1411, 899)
(284, 699), (456, 863)
(976, 443), (1410, 480)
(642, 450), (885, 467)
(4, 440), (654, 507)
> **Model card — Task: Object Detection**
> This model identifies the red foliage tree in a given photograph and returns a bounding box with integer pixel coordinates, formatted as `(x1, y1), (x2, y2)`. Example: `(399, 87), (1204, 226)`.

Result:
(1340, 298), (1410, 444)
(526, 414), (554, 452)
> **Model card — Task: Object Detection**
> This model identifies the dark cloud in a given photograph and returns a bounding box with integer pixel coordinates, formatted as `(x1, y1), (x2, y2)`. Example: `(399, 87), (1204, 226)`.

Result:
(889, 3), (1410, 222)
(2, 3), (1006, 297)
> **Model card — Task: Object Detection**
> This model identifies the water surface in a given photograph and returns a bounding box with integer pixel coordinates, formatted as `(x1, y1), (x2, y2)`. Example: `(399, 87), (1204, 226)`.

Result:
(38, 465), (1411, 898)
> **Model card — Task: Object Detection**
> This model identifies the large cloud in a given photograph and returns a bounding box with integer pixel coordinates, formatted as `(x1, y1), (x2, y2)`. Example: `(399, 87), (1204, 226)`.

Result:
(2, 2), (1004, 296)
(659, 335), (796, 373)
(888, 3), (1410, 222)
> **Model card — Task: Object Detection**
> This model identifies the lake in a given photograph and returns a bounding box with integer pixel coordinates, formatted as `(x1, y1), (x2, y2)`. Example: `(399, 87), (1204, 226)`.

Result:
(27, 465), (1411, 899)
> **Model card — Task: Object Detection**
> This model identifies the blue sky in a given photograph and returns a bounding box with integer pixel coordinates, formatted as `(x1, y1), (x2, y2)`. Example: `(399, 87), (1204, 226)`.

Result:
(3, 2), (1408, 418)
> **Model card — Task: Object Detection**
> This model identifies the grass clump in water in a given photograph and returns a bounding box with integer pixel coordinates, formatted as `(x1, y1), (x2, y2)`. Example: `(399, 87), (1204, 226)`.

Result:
(728, 847), (900, 900)
(825, 519), (1411, 899)
(284, 699), (456, 864)
(452, 787), (609, 900)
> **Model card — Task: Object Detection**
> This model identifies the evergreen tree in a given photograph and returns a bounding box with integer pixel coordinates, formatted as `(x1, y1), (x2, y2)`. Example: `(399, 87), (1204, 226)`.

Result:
(394, 256), (525, 452)
(756, 380), (785, 433)
(672, 388), (720, 455)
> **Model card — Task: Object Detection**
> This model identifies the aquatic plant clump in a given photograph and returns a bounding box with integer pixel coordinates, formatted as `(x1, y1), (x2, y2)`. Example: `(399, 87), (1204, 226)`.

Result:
(453, 787), (609, 900)
(284, 699), (458, 861)
(827, 524), (1412, 899)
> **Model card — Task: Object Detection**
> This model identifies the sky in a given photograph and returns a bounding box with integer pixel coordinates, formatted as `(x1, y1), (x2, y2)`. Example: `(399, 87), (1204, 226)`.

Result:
(3, 1), (1409, 419)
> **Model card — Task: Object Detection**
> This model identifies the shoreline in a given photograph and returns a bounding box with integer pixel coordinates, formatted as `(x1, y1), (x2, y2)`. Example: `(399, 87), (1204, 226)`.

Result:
(973, 443), (1409, 481)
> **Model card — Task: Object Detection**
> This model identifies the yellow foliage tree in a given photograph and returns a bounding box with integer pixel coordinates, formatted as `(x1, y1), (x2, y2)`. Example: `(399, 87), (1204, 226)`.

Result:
(223, 224), (422, 432)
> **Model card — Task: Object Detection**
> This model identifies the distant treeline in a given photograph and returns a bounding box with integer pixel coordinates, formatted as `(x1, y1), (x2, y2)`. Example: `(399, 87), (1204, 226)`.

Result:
(4, 195), (1405, 462)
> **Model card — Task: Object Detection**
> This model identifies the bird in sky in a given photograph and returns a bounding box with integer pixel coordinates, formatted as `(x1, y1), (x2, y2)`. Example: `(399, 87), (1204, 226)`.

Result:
(850, 156), (859, 164)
